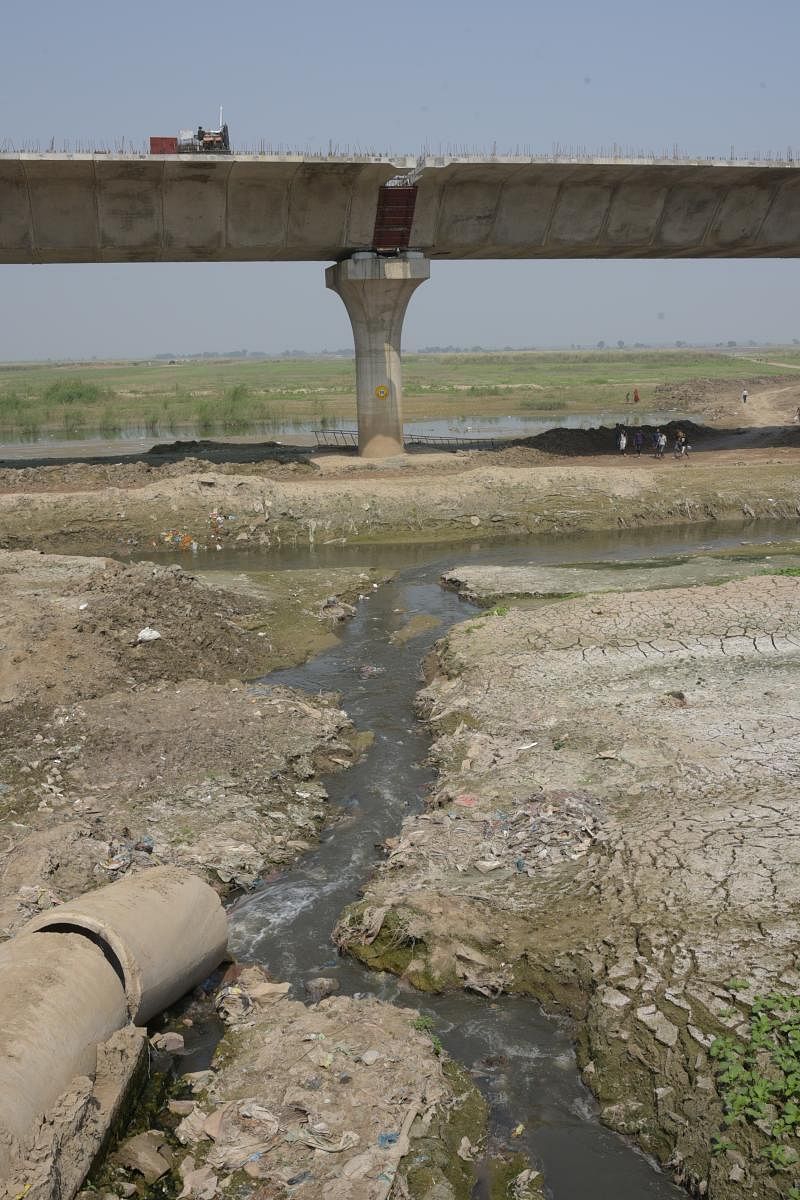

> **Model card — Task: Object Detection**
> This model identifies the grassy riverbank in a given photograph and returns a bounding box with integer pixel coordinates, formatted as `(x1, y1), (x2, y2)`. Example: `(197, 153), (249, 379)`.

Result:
(0, 347), (797, 441)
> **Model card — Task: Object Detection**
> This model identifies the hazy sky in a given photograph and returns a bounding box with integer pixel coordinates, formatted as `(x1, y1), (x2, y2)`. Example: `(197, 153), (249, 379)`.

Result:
(2, 0), (799, 359)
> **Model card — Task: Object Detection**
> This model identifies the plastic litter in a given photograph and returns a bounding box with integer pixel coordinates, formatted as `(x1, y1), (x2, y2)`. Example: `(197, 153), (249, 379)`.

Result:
(377, 1131), (399, 1148)
(215, 984), (254, 1025)
(512, 1167), (543, 1198)
(137, 627), (162, 644)
(287, 1170), (313, 1187)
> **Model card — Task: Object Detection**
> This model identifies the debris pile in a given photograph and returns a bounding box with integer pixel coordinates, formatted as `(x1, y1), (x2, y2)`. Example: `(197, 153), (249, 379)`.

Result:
(106, 969), (486, 1200)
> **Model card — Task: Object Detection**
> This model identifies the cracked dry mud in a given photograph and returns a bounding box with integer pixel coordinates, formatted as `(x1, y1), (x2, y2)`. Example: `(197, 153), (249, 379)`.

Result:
(336, 574), (800, 1198)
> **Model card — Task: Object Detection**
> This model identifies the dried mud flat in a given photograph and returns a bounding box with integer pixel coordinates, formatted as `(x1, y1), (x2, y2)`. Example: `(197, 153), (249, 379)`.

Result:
(336, 574), (800, 1198)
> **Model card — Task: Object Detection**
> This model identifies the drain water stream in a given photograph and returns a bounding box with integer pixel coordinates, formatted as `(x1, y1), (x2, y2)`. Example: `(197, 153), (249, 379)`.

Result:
(227, 548), (689, 1198)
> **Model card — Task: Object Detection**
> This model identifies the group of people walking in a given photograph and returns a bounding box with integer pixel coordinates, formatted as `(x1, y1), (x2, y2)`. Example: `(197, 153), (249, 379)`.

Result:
(615, 424), (689, 459)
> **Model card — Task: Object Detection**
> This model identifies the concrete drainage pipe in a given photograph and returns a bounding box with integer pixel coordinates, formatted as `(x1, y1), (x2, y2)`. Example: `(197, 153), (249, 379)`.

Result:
(21, 865), (229, 1023)
(0, 931), (128, 1172)
(0, 866), (227, 1185)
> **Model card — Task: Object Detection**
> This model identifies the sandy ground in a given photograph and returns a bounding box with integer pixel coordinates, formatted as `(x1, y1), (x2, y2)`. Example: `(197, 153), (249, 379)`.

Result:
(336, 574), (800, 1199)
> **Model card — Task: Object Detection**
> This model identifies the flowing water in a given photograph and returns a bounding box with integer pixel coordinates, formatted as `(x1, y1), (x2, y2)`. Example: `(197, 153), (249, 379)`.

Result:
(217, 523), (781, 1197)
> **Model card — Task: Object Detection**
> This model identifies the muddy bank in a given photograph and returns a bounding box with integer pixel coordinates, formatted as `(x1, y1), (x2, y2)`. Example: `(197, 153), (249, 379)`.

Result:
(336, 574), (800, 1197)
(2, 450), (800, 555)
(0, 551), (377, 935)
(100, 965), (527, 1200)
(441, 549), (800, 604)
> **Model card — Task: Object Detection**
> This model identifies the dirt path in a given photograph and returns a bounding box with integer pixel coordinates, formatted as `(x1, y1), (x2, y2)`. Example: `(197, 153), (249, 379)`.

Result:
(736, 381), (800, 427)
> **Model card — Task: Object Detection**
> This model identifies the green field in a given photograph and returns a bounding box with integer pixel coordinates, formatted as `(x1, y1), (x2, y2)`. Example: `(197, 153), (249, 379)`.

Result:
(0, 348), (796, 441)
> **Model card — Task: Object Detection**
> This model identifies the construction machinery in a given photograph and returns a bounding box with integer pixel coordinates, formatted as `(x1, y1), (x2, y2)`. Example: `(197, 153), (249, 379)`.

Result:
(150, 108), (230, 155)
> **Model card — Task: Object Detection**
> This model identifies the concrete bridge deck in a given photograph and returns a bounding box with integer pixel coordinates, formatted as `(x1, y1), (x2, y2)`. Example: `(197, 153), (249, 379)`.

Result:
(2, 153), (800, 263)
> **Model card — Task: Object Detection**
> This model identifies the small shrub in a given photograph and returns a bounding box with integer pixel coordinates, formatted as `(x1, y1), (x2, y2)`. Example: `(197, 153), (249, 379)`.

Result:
(709, 991), (800, 1174)
(44, 377), (103, 406)
(412, 1015), (435, 1032)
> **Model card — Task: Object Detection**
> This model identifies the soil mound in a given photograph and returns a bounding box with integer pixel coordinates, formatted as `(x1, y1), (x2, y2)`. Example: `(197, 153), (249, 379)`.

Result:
(0, 552), (273, 713)
(518, 419), (714, 457)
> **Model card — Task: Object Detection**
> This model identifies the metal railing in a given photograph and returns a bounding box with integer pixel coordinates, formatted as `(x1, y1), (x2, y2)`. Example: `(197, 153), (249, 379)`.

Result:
(313, 429), (359, 448)
(405, 433), (501, 450)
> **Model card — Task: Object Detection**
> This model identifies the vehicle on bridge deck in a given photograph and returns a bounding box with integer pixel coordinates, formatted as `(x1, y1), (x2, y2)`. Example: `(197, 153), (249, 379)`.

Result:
(150, 115), (230, 155)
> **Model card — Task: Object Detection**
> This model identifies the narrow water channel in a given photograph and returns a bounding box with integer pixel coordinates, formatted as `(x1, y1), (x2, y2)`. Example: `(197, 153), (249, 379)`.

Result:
(220, 525), (751, 1198)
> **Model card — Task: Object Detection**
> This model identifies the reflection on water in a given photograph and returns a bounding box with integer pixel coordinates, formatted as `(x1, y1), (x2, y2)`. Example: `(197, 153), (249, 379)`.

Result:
(0, 410), (675, 455)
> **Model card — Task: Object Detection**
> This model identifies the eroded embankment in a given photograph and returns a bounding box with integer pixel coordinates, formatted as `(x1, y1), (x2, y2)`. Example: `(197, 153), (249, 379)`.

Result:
(336, 574), (800, 1198)
(2, 451), (800, 554)
(0, 551), (379, 934)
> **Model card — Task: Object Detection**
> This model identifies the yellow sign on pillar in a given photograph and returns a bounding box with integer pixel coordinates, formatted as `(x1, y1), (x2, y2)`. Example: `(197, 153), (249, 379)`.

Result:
(374, 384), (389, 399)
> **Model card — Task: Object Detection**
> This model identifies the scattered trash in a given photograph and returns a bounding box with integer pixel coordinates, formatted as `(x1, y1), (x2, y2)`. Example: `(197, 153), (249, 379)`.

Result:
(137, 627), (162, 644)
(511, 1122), (525, 1137)
(286, 1170), (313, 1187)
(457, 1135), (477, 1160)
(104, 843), (132, 874)
(113, 1130), (174, 1184)
(161, 529), (198, 552)
(512, 1167), (543, 1198)
(454, 794), (479, 807)
(178, 1156), (218, 1199)
(215, 984), (254, 1026)
(377, 1131), (399, 1149)
(175, 1105), (209, 1145)
(150, 1030), (185, 1053)
(183, 1070), (215, 1094)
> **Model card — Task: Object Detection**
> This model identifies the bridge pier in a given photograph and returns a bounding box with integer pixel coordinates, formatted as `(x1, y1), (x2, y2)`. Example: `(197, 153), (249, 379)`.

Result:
(326, 252), (430, 458)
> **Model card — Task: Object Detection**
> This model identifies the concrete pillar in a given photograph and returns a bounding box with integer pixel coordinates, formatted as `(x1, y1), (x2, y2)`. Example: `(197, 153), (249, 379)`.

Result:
(326, 251), (430, 458)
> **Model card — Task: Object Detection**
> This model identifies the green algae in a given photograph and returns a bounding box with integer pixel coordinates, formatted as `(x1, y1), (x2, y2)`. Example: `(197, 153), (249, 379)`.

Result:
(401, 1059), (488, 1200)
